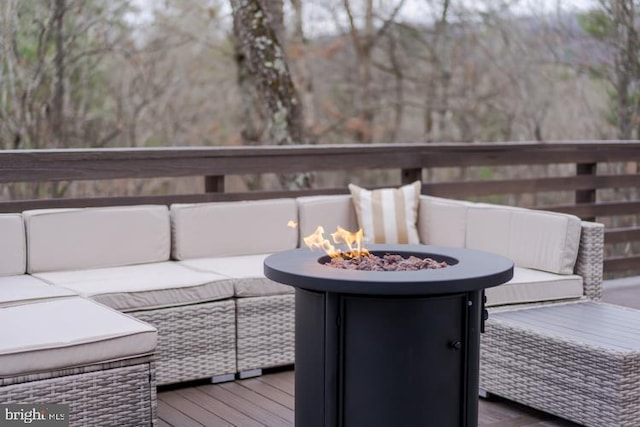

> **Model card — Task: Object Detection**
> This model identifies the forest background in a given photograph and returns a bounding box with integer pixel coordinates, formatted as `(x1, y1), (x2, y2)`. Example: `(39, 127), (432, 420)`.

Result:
(0, 0), (638, 197)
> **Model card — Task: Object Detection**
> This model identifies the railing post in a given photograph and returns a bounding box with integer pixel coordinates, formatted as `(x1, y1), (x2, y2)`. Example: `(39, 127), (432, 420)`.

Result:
(401, 168), (422, 185)
(205, 175), (225, 193)
(576, 163), (597, 222)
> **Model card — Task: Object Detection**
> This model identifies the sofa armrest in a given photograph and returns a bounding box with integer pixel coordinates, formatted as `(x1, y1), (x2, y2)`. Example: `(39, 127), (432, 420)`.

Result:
(575, 221), (604, 301)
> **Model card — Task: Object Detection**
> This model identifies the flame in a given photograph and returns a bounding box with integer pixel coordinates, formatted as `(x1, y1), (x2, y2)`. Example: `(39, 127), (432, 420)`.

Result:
(303, 225), (369, 258)
(287, 220), (298, 228)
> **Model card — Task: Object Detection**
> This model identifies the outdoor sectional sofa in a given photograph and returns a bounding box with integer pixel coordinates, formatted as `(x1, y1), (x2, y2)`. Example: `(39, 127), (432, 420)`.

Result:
(0, 187), (608, 425)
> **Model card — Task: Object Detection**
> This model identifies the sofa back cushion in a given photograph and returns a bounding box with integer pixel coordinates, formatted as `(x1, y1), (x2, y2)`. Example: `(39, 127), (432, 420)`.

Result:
(0, 214), (26, 276)
(296, 195), (358, 247)
(24, 205), (170, 274)
(171, 199), (298, 259)
(418, 196), (473, 248)
(465, 204), (581, 274)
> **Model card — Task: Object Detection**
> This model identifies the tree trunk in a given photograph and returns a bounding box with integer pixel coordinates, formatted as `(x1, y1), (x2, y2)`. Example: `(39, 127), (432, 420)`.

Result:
(613, 0), (638, 139)
(344, 0), (375, 143)
(230, 0), (310, 189)
(263, 0), (284, 46)
(52, 0), (66, 146)
(233, 14), (265, 147)
(232, 15), (265, 190)
(290, 0), (316, 131)
(386, 27), (404, 142)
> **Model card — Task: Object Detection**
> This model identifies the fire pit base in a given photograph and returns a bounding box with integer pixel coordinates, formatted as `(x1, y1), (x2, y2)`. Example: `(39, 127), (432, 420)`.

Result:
(296, 288), (482, 427)
(264, 245), (513, 427)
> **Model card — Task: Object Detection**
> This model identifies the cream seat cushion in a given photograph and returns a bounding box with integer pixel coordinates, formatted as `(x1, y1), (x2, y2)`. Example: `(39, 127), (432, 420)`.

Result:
(486, 267), (584, 307)
(180, 254), (294, 297)
(32, 261), (234, 312)
(0, 298), (156, 378)
(349, 181), (421, 244)
(0, 274), (76, 307)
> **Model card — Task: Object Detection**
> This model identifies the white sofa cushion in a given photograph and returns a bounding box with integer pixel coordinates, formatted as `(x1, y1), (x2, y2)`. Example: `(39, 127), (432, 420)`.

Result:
(486, 267), (584, 307)
(418, 196), (473, 247)
(349, 181), (421, 244)
(0, 298), (156, 377)
(509, 209), (582, 274)
(0, 275), (76, 307)
(465, 204), (513, 258)
(171, 199), (298, 259)
(24, 205), (170, 274)
(296, 195), (358, 246)
(0, 214), (26, 276)
(179, 254), (294, 297)
(466, 204), (582, 274)
(32, 261), (234, 312)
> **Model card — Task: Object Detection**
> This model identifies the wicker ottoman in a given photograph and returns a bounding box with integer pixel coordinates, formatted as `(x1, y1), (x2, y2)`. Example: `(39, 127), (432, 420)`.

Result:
(0, 298), (157, 427)
(480, 301), (640, 427)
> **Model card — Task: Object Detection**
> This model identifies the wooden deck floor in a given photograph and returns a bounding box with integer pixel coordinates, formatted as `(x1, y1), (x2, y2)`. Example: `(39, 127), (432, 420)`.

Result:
(157, 278), (640, 427)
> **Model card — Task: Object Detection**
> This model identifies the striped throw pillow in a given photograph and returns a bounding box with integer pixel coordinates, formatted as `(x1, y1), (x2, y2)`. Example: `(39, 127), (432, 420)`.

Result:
(348, 181), (421, 244)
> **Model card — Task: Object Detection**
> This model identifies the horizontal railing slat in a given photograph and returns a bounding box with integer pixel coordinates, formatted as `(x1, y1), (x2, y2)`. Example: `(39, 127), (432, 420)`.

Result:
(424, 175), (640, 198)
(2, 141), (640, 183)
(543, 201), (640, 218)
(604, 256), (640, 273)
(605, 227), (640, 244)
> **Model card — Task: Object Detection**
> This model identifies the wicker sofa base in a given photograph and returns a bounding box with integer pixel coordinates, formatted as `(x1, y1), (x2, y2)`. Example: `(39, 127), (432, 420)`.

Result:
(0, 357), (156, 427)
(480, 302), (640, 427)
(132, 299), (236, 385)
(236, 294), (295, 373)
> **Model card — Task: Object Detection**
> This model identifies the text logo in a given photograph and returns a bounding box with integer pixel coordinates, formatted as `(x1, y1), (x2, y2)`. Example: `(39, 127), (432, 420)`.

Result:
(0, 405), (68, 426)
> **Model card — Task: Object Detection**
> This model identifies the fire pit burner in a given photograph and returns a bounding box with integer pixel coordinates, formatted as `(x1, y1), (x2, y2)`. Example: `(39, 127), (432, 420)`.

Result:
(324, 252), (449, 271)
(265, 244), (513, 427)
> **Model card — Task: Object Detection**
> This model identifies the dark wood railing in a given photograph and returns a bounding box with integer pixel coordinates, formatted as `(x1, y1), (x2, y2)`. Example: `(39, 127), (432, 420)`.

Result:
(2, 141), (640, 277)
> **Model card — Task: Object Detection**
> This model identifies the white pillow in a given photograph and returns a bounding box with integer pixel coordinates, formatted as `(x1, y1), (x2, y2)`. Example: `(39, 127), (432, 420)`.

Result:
(348, 181), (421, 244)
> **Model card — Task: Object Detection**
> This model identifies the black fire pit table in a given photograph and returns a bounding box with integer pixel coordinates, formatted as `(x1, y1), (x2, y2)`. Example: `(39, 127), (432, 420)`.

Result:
(264, 244), (513, 427)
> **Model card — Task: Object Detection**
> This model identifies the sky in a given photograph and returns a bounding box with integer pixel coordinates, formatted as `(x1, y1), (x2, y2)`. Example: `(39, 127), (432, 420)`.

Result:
(127, 0), (600, 37)
(303, 0), (600, 37)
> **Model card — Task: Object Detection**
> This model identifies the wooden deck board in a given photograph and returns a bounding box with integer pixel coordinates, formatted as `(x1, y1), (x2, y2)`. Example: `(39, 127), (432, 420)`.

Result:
(238, 377), (295, 410)
(178, 387), (262, 427)
(158, 391), (219, 427)
(198, 384), (292, 427)
(219, 382), (294, 423)
(158, 279), (639, 426)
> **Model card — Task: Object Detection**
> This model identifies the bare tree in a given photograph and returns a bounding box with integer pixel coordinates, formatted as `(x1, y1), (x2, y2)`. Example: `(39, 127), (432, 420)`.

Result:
(0, 0), (136, 151)
(340, 0), (406, 142)
(579, 0), (640, 139)
(423, 0), (452, 142)
(611, 0), (640, 139)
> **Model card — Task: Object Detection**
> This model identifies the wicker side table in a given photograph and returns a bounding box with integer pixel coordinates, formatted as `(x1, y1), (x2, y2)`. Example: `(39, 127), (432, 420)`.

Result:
(480, 301), (640, 427)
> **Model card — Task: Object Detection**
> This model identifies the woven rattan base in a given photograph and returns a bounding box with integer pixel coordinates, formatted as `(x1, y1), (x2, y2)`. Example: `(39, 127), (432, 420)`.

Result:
(236, 294), (295, 373)
(0, 358), (156, 427)
(133, 299), (236, 385)
(480, 301), (640, 427)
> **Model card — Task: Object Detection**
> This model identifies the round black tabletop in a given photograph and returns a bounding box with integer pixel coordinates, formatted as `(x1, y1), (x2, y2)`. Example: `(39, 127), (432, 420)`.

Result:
(264, 244), (514, 296)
